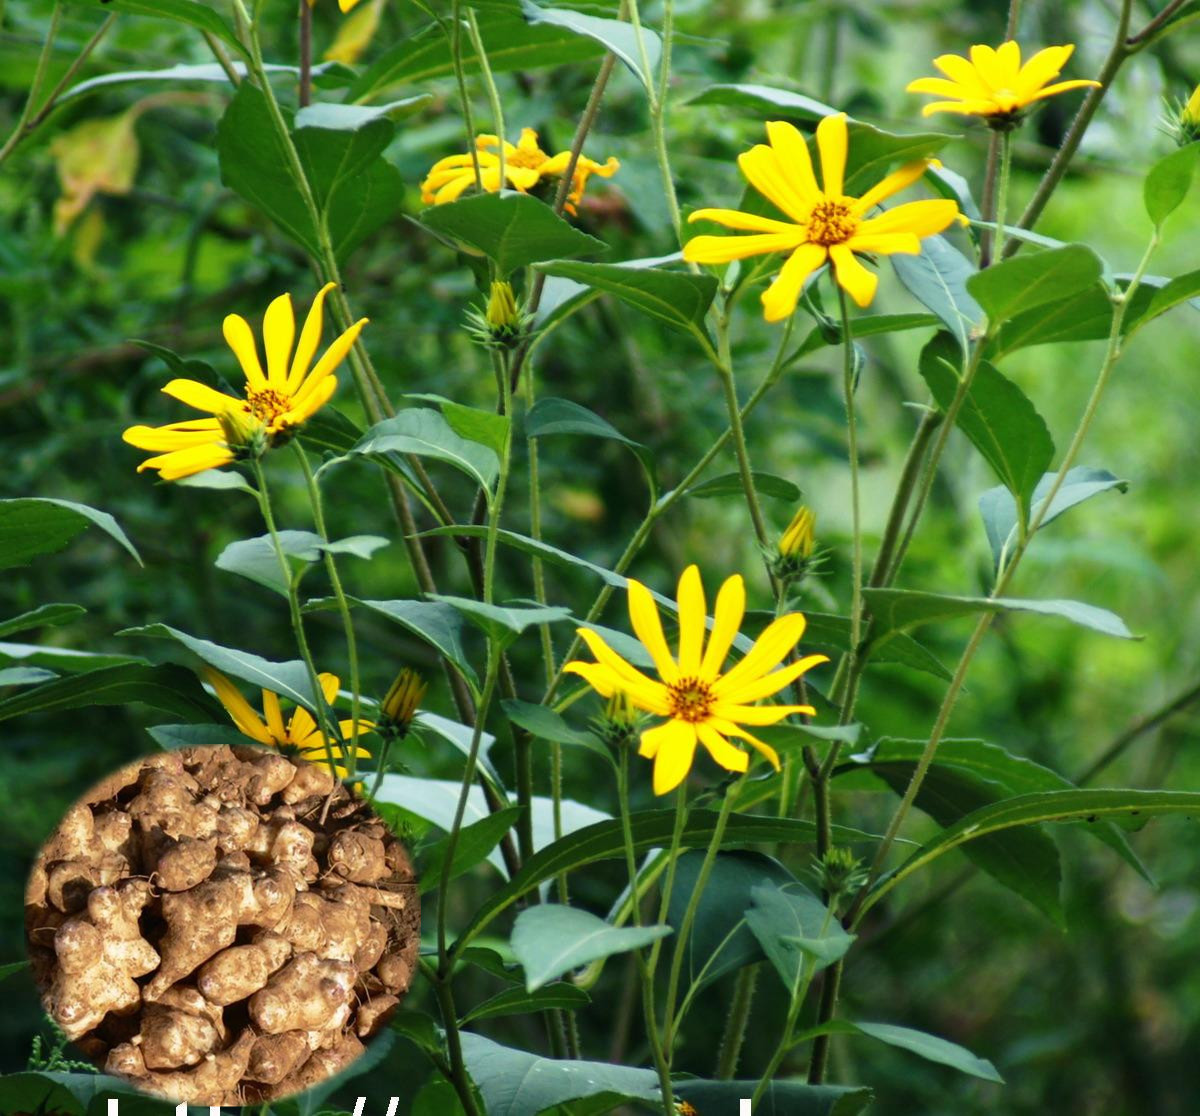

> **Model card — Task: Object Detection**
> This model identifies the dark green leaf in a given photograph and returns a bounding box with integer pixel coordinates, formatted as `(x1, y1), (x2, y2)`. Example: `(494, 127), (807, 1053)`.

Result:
(967, 244), (1103, 324)
(686, 82), (836, 121)
(147, 722), (256, 750)
(746, 881), (854, 995)
(501, 698), (612, 763)
(216, 531), (387, 595)
(419, 806), (522, 894)
(428, 595), (572, 649)
(0, 603), (85, 639)
(460, 981), (590, 1024)
(0, 497), (140, 569)
(525, 397), (654, 488)
(684, 471), (801, 501)
(62, 0), (246, 55)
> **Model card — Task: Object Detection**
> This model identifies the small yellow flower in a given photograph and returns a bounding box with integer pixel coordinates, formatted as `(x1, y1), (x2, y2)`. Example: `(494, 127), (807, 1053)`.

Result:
(486, 280), (521, 333)
(307, 0), (362, 13)
(205, 668), (372, 778)
(906, 42), (1099, 122)
(420, 127), (619, 215)
(564, 566), (828, 795)
(379, 668), (427, 738)
(123, 284), (366, 480)
(683, 114), (959, 317)
(779, 506), (817, 561)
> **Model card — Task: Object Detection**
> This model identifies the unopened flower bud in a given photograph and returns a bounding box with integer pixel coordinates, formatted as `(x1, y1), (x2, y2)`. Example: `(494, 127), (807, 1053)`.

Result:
(1175, 84), (1200, 145)
(217, 405), (267, 459)
(779, 506), (816, 560)
(486, 281), (520, 332)
(591, 689), (642, 748)
(465, 280), (531, 348)
(813, 846), (867, 908)
(379, 668), (426, 739)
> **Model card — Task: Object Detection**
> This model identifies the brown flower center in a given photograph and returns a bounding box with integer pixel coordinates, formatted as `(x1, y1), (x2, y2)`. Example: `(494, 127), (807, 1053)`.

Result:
(806, 199), (857, 246)
(668, 677), (714, 723)
(245, 387), (291, 424)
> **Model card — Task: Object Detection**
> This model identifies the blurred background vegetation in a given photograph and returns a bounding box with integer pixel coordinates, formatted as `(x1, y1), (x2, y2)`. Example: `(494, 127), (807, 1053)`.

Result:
(2, 0), (1199, 1113)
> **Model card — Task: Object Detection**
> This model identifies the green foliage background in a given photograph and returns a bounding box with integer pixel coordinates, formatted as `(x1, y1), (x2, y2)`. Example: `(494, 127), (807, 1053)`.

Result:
(2, 0), (1199, 1113)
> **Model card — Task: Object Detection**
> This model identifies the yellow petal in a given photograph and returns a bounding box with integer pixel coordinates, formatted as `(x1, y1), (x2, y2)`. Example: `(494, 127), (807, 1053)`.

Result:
(576, 629), (672, 713)
(505, 165), (542, 192)
(262, 293), (295, 389)
(932, 53), (991, 97)
(301, 317), (366, 391)
(815, 112), (848, 197)
(764, 120), (820, 200)
(262, 689), (286, 740)
(136, 444), (236, 480)
(712, 720), (782, 771)
(737, 145), (815, 223)
(563, 660), (619, 697)
(696, 722), (750, 775)
(1026, 79), (1101, 104)
(688, 207), (799, 234)
(122, 419), (222, 451)
(857, 198), (959, 238)
(642, 719), (697, 795)
(205, 668), (272, 744)
(905, 77), (971, 98)
(845, 231), (921, 256)
(714, 613), (808, 698)
(161, 378), (239, 415)
(627, 579), (679, 684)
(281, 373), (337, 426)
(1014, 44), (1074, 96)
(222, 314), (267, 389)
(699, 574), (746, 678)
(968, 44), (1004, 89)
(852, 160), (930, 215)
(288, 282), (336, 394)
(683, 231), (801, 266)
(761, 243), (827, 323)
(674, 564), (706, 677)
(710, 701), (817, 726)
(830, 243), (877, 308)
(994, 39), (1022, 80)
(717, 652), (829, 705)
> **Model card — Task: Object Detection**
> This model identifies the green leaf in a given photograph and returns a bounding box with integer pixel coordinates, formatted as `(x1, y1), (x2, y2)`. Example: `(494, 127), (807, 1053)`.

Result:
(458, 810), (882, 951)
(62, 60), (345, 101)
(863, 588), (1137, 640)
(420, 193), (605, 277)
(745, 882), (854, 996)
(892, 235), (981, 350)
(918, 332), (1054, 519)
(534, 260), (718, 340)
(1144, 142), (1199, 227)
(216, 531), (387, 595)
(802, 611), (951, 681)
(988, 282), (1115, 358)
(62, 0), (246, 56)
(419, 806), (522, 894)
(0, 497), (140, 569)
(0, 1073), (86, 1116)
(121, 623), (321, 709)
(520, 0), (660, 89)
(348, 14), (605, 103)
(967, 244), (1103, 325)
(687, 82), (836, 121)
(790, 312), (939, 360)
(501, 698), (612, 763)
(428, 595), (572, 649)
(330, 597), (479, 689)
(0, 603), (85, 639)
(1135, 267), (1200, 325)
(351, 408), (500, 491)
(794, 1020), (1003, 1083)
(866, 789), (1200, 916)
(979, 466), (1128, 568)
(674, 1079), (873, 1116)
(684, 471), (800, 501)
(667, 850), (798, 992)
(459, 1033), (661, 1116)
(0, 643), (141, 673)
(147, 722), (255, 750)
(0, 960), (28, 982)
(405, 395), (511, 459)
(174, 469), (257, 496)
(0, 666), (58, 686)
(526, 397), (655, 489)
(0, 663), (218, 724)
(512, 905), (672, 991)
(301, 406), (365, 455)
(460, 981), (590, 1025)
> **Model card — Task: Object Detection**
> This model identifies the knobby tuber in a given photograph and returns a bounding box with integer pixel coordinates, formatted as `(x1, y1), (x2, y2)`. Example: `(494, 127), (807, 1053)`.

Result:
(25, 745), (419, 1106)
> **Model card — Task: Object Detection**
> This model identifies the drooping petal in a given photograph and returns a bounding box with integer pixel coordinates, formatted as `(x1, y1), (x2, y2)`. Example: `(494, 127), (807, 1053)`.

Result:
(737, 145), (814, 223)
(830, 243), (878, 307)
(699, 574), (746, 678)
(205, 668), (272, 744)
(222, 314), (267, 389)
(713, 613), (808, 697)
(262, 689), (286, 741)
(761, 243), (827, 323)
(1026, 79), (1101, 103)
(504, 165), (542, 192)
(856, 198), (959, 238)
(764, 120), (821, 202)
(288, 282), (336, 394)
(815, 112), (848, 197)
(575, 629), (673, 713)
(717, 652), (830, 705)
(852, 160), (930, 215)
(562, 660), (620, 698)
(674, 564), (706, 677)
(161, 378), (239, 415)
(710, 718), (782, 771)
(262, 293), (295, 389)
(136, 444), (236, 480)
(627, 579), (680, 684)
(683, 231), (802, 265)
(644, 720), (698, 795)
(122, 419), (223, 451)
(696, 722), (750, 775)
(688, 207), (800, 234)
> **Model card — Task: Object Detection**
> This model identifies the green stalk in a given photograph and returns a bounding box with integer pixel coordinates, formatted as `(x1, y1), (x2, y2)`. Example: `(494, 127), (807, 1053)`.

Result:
(465, 9), (505, 189)
(714, 964), (760, 1078)
(628, 0), (683, 238)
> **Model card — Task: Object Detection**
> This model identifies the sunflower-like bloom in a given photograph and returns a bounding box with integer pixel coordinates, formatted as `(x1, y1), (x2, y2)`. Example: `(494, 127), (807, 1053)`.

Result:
(683, 113), (959, 317)
(564, 566), (828, 795)
(906, 42), (1099, 121)
(420, 127), (619, 215)
(205, 668), (371, 779)
(122, 284), (366, 480)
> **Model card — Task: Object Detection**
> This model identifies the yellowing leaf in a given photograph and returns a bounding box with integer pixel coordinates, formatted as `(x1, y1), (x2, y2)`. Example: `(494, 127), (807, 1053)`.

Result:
(324, 0), (385, 64)
(51, 110), (140, 234)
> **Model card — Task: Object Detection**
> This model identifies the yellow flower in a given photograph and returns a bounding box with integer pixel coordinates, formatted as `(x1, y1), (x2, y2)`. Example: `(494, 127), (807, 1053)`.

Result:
(122, 283), (366, 481)
(420, 127), (619, 215)
(205, 668), (371, 778)
(906, 42), (1099, 121)
(379, 668), (427, 738)
(683, 114), (958, 317)
(564, 566), (828, 795)
(1184, 83), (1200, 129)
(779, 506), (817, 561)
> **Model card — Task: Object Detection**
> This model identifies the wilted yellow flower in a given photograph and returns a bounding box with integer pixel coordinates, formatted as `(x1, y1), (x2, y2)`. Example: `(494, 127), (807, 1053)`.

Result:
(379, 668), (426, 738)
(205, 668), (371, 778)
(420, 127), (618, 215)
(51, 109), (140, 234)
(565, 566), (828, 795)
(779, 506), (816, 560)
(906, 42), (1099, 122)
(122, 284), (365, 480)
(683, 114), (958, 316)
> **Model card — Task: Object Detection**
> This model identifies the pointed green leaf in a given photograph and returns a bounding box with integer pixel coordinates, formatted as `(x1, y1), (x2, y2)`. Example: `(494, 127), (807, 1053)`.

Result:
(501, 698), (612, 763)
(62, 0), (246, 55)
(967, 244), (1103, 324)
(746, 882), (853, 996)
(418, 806), (523, 894)
(351, 408), (499, 491)
(1144, 142), (1199, 227)
(520, 0), (660, 89)
(0, 497), (140, 569)
(460, 981), (590, 1025)
(0, 603), (85, 640)
(892, 235), (982, 350)
(428, 595), (572, 648)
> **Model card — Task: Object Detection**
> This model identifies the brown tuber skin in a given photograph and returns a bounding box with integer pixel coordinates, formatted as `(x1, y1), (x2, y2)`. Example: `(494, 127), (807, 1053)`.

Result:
(26, 745), (419, 1105)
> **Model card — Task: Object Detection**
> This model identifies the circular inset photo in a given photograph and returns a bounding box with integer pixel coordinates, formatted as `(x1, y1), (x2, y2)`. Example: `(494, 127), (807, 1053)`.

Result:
(24, 745), (419, 1106)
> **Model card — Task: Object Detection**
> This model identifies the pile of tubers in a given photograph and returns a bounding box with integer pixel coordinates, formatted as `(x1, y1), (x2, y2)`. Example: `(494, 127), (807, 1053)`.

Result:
(24, 745), (419, 1105)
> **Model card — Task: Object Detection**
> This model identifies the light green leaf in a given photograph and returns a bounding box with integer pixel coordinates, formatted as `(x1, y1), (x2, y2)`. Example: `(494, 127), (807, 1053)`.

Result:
(746, 882), (854, 996)
(0, 497), (140, 569)
(418, 806), (522, 894)
(892, 234), (982, 350)
(0, 603), (85, 640)
(405, 395), (510, 458)
(918, 332), (1054, 519)
(1144, 142), (1199, 227)
(351, 408), (500, 492)
(501, 698), (612, 763)
(687, 82), (836, 120)
(979, 466), (1128, 568)
(967, 244), (1103, 325)
(0, 667), (58, 686)
(0, 663), (217, 724)
(62, 0), (246, 55)
(420, 192), (605, 276)
(460, 1033), (660, 1116)
(62, 61), (344, 101)
(427, 594), (572, 648)
(174, 469), (257, 495)
(512, 905), (672, 991)
(534, 260), (717, 341)
(1133, 267), (1200, 325)
(216, 531), (387, 595)
(460, 981), (590, 1025)
(520, 0), (660, 89)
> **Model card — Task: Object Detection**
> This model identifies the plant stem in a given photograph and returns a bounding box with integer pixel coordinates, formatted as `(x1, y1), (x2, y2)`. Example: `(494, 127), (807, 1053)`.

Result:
(715, 963), (759, 1078)
(838, 287), (863, 655)
(432, 979), (483, 1116)
(464, 8), (505, 190)
(298, 0), (312, 106)
(714, 311), (769, 550)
